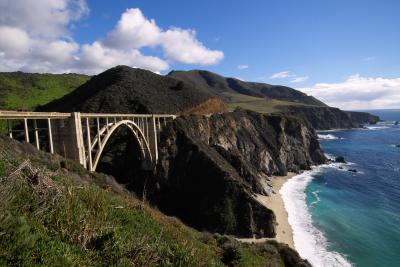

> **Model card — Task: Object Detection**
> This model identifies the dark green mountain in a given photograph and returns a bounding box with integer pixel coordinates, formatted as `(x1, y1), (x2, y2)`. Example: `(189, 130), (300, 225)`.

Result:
(39, 66), (226, 114)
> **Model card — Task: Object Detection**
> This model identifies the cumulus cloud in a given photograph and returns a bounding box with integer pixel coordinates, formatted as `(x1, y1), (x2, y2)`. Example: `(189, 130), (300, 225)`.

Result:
(0, 0), (88, 37)
(291, 76), (309, 83)
(0, 3), (223, 74)
(237, 64), (249, 70)
(0, 26), (31, 57)
(104, 8), (160, 49)
(160, 27), (223, 64)
(104, 8), (224, 65)
(298, 74), (400, 110)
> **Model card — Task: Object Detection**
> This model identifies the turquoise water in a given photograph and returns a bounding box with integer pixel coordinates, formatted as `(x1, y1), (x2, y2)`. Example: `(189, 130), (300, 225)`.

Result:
(281, 109), (400, 267)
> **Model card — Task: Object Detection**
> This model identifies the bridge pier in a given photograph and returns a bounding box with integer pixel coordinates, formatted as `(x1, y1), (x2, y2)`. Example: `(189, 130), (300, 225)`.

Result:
(53, 112), (86, 168)
(148, 116), (158, 163)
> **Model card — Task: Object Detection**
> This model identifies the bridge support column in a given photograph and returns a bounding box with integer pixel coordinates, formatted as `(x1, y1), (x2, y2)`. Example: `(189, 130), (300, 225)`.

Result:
(147, 116), (158, 167)
(53, 112), (86, 168)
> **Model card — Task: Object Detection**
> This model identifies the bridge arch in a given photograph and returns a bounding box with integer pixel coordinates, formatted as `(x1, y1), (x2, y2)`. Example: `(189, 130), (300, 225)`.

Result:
(0, 111), (176, 172)
(90, 119), (152, 171)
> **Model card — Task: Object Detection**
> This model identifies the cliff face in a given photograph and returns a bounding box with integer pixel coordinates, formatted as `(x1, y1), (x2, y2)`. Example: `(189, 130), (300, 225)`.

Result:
(148, 109), (326, 238)
(284, 106), (380, 130)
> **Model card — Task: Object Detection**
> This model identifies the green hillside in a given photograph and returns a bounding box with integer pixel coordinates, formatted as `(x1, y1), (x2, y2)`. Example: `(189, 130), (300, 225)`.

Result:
(0, 136), (308, 266)
(0, 72), (89, 111)
(223, 92), (315, 114)
(168, 70), (327, 113)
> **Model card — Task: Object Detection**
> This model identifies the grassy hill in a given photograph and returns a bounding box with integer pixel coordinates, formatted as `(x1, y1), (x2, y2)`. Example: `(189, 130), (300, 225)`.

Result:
(224, 92), (315, 114)
(0, 135), (309, 266)
(0, 72), (89, 111)
(168, 70), (326, 113)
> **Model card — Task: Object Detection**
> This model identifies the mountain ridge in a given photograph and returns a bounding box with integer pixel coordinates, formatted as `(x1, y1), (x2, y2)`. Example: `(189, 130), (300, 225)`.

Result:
(168, 69), (380, 129)
(168, 69), (327, 106)
(38, 66), (226, 115)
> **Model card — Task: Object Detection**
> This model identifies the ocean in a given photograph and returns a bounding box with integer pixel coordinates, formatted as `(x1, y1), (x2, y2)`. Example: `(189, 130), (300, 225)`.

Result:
(281, 109), (400, 267)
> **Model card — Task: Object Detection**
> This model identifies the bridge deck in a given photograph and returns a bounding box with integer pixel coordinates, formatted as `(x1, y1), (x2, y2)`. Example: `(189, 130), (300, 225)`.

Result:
(0, 111), (176, 119)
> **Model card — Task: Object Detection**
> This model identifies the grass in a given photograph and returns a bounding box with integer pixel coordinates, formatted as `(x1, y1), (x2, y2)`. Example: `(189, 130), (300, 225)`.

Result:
(0, 72), (89, 111)
(225, 91), (315, 114)
(0, 136), (306, 266)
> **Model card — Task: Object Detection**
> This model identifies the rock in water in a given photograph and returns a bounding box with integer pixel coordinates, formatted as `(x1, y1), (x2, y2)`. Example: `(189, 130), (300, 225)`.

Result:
(335, 156), (346, 163)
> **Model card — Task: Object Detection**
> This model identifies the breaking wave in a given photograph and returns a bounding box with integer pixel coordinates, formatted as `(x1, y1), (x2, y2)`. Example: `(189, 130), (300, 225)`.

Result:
(280, 166), (353, 267)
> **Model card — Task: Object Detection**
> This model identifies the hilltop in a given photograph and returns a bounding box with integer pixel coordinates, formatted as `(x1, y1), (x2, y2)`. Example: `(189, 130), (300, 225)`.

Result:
(38, 66), (226, 115)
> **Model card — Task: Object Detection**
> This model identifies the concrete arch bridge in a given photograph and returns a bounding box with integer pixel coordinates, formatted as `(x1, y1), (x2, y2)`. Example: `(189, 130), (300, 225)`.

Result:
(0, 111), (176, 171)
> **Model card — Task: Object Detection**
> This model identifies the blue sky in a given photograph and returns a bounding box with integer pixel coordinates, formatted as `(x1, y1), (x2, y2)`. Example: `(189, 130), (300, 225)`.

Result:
(0, 0), (399, 109)
(74, 0), (400, 85)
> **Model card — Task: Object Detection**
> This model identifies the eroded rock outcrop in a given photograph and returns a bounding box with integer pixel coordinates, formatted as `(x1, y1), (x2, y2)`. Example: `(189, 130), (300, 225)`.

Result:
(284, 106), (380, 130)
(148, 109), (326, 238)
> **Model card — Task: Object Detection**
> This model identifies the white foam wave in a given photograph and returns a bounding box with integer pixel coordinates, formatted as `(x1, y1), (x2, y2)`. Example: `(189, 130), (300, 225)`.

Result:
(310, 190), (321, 206)
(364, 126), (389, 130)
(324, 153), (336, 161)
(280, 167), (353, 267)
(318, 134), (341, 140)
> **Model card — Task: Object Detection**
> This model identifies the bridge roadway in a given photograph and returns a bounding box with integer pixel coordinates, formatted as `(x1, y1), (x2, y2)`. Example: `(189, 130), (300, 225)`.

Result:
(0, 111), (176, 171)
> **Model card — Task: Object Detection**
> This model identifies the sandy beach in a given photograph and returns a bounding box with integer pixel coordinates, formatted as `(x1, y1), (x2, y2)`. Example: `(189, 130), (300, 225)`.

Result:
(239, 173), (296, 249)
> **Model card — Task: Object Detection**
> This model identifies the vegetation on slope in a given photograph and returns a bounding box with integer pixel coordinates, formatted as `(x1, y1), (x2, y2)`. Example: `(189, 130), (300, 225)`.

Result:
(39, 66), (226, 115)
(0, 72), (89, 111)
(0, 135), (309, 266)
(225, 93), (315, 114)
(168, 70), (326, 109)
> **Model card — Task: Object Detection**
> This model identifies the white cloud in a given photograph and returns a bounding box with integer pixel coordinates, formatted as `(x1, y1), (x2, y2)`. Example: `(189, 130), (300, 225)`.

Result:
(0, 3), (223, 74)
(104, 8), (160, 49)
(269, 70), (309, 84)
(237, 64), (249, 70)
(161, 27), (224, 64)
(103, 8), (223, 65)
(0, 26), (31, 57)
(298, 74), (400, 110)
(270, 71), (293, 79)
(291, 76), (309, 83)
(0, 0), (88, 37)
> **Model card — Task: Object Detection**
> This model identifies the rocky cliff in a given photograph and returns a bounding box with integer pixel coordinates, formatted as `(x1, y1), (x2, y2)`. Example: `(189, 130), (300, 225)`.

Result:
(145, 109), (326, 238)
(283, 106), (380, 130)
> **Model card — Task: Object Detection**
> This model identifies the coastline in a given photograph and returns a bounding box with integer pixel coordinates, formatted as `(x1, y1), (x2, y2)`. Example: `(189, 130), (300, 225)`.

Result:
(239, 172), (296, 249)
